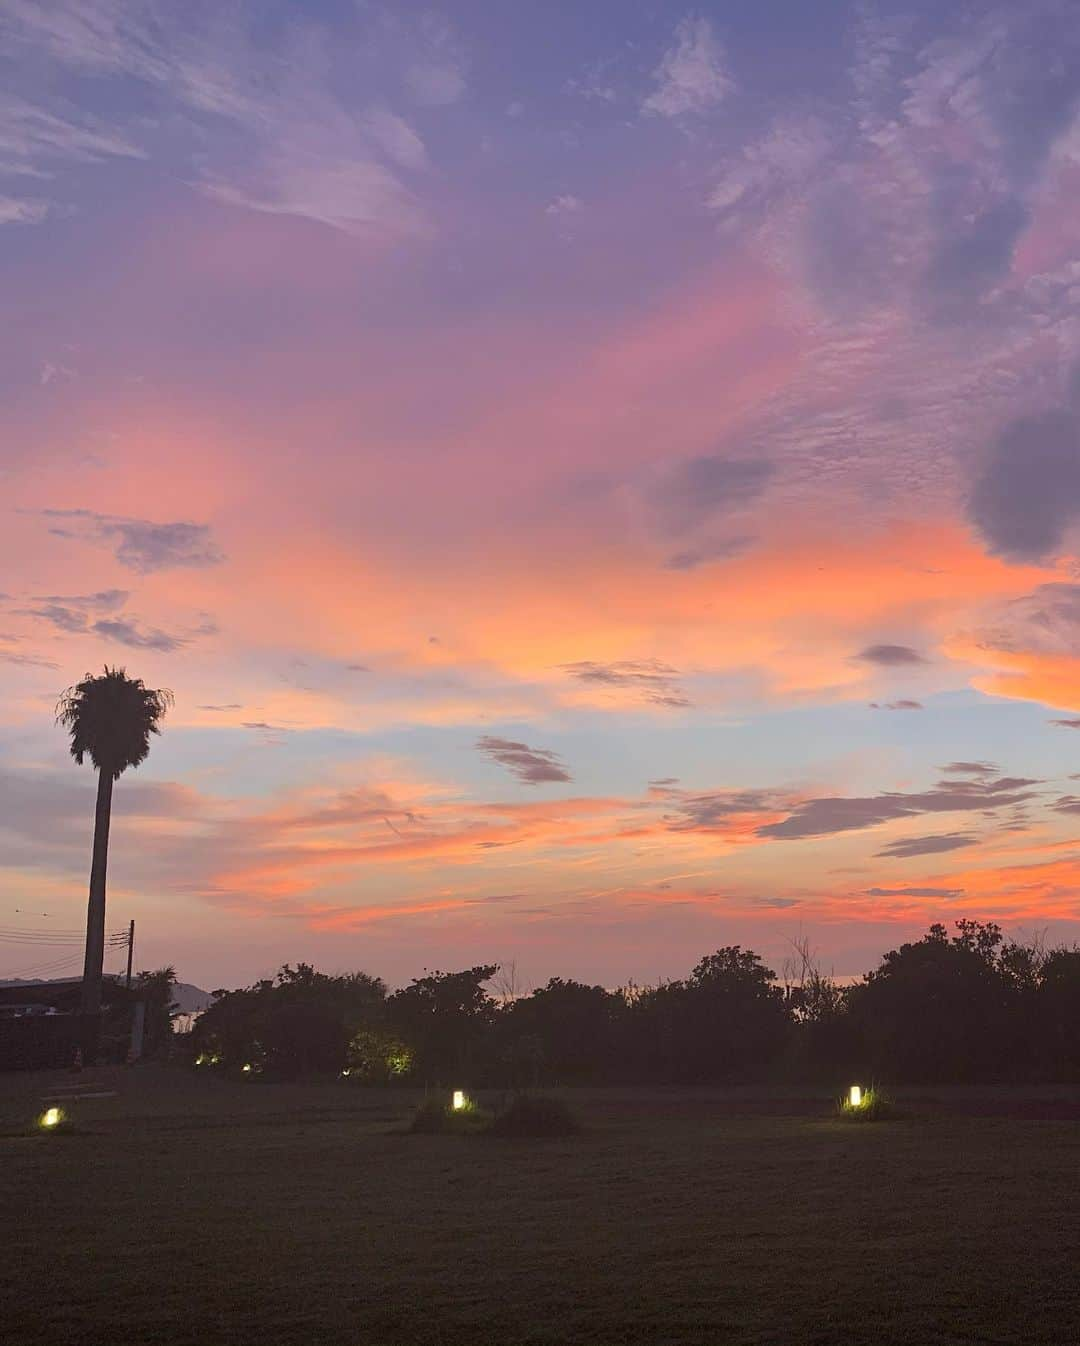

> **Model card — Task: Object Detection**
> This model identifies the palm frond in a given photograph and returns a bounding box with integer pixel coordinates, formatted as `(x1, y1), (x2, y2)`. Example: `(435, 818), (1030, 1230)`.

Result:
(56, 665), (173, 778)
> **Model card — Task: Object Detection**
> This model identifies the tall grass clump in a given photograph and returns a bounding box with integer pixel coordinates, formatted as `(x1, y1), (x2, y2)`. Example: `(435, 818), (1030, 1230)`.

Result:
(838, 1085), (894, 1121)
(489, 1094), (581, 1137)
(408, 1094), (490, 1134)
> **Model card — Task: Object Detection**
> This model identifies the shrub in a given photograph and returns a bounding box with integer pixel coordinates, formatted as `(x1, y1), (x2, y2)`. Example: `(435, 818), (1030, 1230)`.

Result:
(838, 1085), (894, 1122)
(408, 1094), (489, 1134)
(489, 1094), (581, 1137)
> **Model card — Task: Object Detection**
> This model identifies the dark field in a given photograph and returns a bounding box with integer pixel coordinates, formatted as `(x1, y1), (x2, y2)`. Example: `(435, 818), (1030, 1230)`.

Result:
(3, 1068), (1079, 1346)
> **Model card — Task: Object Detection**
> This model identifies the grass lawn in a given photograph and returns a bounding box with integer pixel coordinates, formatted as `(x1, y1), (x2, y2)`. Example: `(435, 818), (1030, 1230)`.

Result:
(3, 1068), (1079, 1346)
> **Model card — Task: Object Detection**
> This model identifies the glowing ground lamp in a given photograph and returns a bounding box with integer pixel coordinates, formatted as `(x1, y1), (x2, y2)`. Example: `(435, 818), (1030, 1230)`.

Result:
(39, 1106), (64, 1130)
(242, 1063), (253, 1075)
(849, 1085), (863, 1108)
(452, 1090), (466, 1111)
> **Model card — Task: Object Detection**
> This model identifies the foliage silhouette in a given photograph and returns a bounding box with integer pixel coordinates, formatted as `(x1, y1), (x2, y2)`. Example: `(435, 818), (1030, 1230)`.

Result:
(193, 964), (387, 1078)
(387, 965), (497, 1087)
(183, 924), (1080, 1087)
(136, 966), (178, 1059)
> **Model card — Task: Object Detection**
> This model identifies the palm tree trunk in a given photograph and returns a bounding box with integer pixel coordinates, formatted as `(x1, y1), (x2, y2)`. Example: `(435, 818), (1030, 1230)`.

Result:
(81, 767), (114, 1019)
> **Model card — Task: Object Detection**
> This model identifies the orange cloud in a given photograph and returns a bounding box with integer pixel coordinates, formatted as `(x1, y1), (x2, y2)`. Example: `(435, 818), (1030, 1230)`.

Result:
(967, 649), (1080, 714)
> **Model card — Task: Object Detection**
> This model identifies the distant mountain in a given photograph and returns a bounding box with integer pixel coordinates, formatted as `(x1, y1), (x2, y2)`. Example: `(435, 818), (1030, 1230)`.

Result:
(172, 982), (216, 1013)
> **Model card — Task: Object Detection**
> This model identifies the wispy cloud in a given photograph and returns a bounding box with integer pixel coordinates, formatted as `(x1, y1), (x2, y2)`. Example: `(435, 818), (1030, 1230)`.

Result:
(32, 589), (128, 612)
(867, 886), (965, 898)
(0, 90), (145, 175)
(402, 12), (466, 107)
(0, 194), (49, 225)
(0, 650), (59, 668)
(40, 510), (223, 572)
(651, 455), (771, 535)
(642, 17), (733, 119)
(561, 659), (690, 709)
(14, 588), (210, 654)
(757, 772), (1038, 841)
(91, 617), (187, 652)
(877, 833), (980, 860)
(856, 644), (928, 667)
(665, 789), (790, 835)
(20, 604), (92, 634)
(545, 194), (583, 217)
(477, 735), (572, 785)
(0, 1), (436, 236)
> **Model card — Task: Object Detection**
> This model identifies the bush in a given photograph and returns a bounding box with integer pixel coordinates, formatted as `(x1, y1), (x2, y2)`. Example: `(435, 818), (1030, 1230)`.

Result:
(489, 1094), (581, 1137)
(408, 1094), (489, 1134)
(838, 1085), (894, 1122)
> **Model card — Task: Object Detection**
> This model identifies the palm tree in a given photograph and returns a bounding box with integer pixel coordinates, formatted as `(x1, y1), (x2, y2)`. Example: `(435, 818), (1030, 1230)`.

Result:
(57, 668), (173, 1020)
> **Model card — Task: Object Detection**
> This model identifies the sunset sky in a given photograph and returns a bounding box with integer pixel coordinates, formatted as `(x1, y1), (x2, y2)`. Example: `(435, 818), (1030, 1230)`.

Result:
(2, 0), (1079, 993)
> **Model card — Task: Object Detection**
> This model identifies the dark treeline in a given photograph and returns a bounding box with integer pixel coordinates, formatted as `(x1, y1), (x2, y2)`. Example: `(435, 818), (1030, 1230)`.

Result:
(189, 921), (1080, 1087)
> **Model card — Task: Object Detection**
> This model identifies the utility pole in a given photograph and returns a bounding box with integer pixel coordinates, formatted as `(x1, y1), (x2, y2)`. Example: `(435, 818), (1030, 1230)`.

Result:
(124, 919), (135, 990)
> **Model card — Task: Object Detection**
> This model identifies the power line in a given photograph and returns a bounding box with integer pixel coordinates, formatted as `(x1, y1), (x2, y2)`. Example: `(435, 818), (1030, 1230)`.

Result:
(0, 937), (84, 947)
(0, 932), (129, 947)
(0, 928), (82, 935)
(0, 924), (84, 934)
(1, 951), (84, 980)
(0, 919), (134, 978)
(0, 914), (83, 926)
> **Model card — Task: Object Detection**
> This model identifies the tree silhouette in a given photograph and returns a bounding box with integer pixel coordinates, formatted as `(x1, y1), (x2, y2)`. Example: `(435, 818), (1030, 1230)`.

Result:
(57, 667), (172, 1020)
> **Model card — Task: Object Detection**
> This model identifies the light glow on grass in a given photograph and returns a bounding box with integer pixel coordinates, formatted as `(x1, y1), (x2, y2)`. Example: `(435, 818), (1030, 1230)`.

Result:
(840, 1084), (890, 1121)
(40, 1106), (63, 1129)
(452, 1090), (466, 1110)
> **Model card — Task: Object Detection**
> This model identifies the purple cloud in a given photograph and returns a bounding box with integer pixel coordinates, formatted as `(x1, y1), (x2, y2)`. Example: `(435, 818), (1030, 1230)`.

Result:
(561, 659), (690, 708)
(757, 773), (1038, 841)
(477, 736), (571, 785)
(856, 644), (928, 667)
(91, 618), (187, 652)
(867, 886), (965, 899)
(40, 510), (224, 573)
(969, 411), (1080, 562)
(876, 834), (979, 860)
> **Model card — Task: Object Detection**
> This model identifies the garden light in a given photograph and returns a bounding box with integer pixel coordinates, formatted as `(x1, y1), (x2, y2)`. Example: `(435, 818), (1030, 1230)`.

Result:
(40, 1107), (62, 1129)
(242, 1063), (253, 1074)
(452, 1090), (466, 1110)
(849, 1085), (863, 1108)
